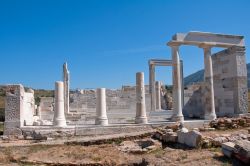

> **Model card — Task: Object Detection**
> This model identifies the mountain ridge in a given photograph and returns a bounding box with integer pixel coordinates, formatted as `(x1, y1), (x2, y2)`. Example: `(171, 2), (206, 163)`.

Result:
(184, 63), (250, 88)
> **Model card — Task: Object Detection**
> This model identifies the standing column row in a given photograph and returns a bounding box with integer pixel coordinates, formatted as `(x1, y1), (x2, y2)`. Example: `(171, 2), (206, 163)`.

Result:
(53, 73), (149, 127)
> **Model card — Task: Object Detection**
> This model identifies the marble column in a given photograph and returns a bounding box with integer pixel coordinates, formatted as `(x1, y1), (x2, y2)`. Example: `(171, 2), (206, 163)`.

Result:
(63, 62), (70, 114)
(155, 81), (161, 110)
(149, 64), (156, 112)
(135, 72), (148, 124)
(201, 45), (217, 120)
(95, 88), (108, 126)
(53, 81), (67, 127)
(170, 44), (184, 122)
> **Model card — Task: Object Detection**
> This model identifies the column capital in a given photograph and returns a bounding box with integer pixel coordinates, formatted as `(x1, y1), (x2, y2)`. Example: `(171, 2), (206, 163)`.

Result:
(199, 42), (214, 50)
(149, 63), (155, 68)
(167, 41), (181, 47)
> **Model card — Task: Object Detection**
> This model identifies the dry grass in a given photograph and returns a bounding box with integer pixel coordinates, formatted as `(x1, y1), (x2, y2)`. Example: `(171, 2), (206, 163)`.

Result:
(0, 141), (234, 166)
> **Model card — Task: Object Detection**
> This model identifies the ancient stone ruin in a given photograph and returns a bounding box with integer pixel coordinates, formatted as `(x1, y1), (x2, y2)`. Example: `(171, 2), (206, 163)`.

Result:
(1, 31), (248, 138)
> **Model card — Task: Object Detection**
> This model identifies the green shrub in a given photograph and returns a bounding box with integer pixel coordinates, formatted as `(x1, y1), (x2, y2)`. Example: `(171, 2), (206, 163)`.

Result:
(0, 122), (3, 135)
(0, 108), (4, 122)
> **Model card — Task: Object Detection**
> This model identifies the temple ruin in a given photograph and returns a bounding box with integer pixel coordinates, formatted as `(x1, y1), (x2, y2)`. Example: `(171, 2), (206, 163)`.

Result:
(1, 31), (248, 138)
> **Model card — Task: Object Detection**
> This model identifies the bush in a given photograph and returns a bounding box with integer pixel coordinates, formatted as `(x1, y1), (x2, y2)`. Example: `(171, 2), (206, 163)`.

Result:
(0, 108), (4, 122)
(0, 123), (3, 135)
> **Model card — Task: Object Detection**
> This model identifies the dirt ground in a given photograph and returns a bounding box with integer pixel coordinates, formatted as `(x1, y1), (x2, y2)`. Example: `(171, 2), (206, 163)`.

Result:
(1, 129), (246, 166)
(0, 143), (232, 166)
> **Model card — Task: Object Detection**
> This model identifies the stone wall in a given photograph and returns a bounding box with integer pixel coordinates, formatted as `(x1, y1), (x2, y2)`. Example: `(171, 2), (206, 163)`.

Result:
(39, 97), (54, 121)
(212, 46), (248, 116)
(183, 83), (204, 118)
(22, 89), (35, 125)
(69, 85), (152, 113)
(183, 46), (248, 118)
(4, 85), (35, 135)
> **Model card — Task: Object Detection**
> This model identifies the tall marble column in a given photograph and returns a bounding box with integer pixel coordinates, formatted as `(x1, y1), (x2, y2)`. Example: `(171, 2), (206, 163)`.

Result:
(170, 44), (184, 122)
(63, 62), (70, 114)
(155, 81), (161, 110)
(201, 45), (217, 120)
(53, 81), (67, 127)
(149, 64), (156, 112)
(135, 72), (148, 124)
(95, 88), (108, 126)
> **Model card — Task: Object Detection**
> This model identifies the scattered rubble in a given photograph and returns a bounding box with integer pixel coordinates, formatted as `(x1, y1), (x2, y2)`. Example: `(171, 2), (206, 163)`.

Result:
(118, 138), (161, 154)
(153, 123), (250, 150)
(210, 116), (250, 130)
(154, 126), (203, 148)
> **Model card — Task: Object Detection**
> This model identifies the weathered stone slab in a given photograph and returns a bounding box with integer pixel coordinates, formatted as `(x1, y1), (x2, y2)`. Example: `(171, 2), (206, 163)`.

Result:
(162, 132), (178, 143)
(222, 142), (235, 158)
(177, 130), (202, 148)
(234, 140), (250, 163)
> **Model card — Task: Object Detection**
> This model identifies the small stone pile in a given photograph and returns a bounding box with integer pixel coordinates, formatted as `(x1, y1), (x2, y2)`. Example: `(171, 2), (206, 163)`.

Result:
(210, 116), (250, 130)
(202, 133), (250, 148)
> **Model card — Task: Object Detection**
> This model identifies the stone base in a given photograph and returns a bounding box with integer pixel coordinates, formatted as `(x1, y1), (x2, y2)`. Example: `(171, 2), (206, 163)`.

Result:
(53, 118), (67, 127)
(95, 117), (109, 126)
(204, 114), (217, 120)
(171, 115), (184, 122)
(19, 120), (209, 138)
(135, 117), (148, 124)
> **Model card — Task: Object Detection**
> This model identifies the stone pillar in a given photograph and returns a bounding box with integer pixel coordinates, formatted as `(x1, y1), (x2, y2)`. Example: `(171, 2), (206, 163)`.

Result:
(170, 44), (184, 122)
(63, 62), (70, 114)
(149, 64), (156, 111)
(4, 85), (25, 135)
(53, 81), (67, 127)
(135, 72), (148, 124)
(180, 61), (185, 107)
(155, 81), (161, 110)
(95, 88), (108, 126)
(201, 45), (217, 120)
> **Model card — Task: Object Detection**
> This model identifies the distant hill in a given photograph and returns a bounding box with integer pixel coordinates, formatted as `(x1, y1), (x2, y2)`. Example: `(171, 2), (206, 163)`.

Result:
(184, 63), (250, 88)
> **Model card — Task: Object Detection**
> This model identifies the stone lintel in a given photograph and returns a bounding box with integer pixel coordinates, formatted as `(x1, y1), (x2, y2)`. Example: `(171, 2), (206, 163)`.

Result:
(168, 31), (245, 48)
(149, 59), (183, 66)
(149, 59), (173, 66)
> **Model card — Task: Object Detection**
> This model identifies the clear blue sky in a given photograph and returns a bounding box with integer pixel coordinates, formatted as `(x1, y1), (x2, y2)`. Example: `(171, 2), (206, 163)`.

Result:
(0, 0), (250, 89)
